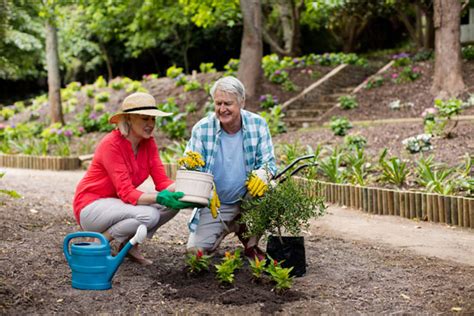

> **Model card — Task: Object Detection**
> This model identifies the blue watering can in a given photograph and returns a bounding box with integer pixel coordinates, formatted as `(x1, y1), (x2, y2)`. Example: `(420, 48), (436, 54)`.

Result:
(63, 225), (147, 290)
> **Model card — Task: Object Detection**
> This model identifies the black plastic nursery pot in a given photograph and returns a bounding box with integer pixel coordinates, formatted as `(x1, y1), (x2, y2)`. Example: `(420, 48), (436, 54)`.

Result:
(266, 235), (306, 277)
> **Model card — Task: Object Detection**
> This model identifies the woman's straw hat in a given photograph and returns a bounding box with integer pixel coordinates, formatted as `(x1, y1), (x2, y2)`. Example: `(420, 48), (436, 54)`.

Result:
(109, 92), (172, 124)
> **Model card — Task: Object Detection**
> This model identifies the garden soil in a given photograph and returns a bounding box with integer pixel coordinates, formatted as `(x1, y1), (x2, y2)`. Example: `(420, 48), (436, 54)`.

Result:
(1, 168), (473, 314)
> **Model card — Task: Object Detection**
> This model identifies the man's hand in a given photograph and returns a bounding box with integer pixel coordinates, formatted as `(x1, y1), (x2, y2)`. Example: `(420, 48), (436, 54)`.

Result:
(156, 190), (199, 210)
(209, 187), (221, 219)
(246, 169), (270, 197)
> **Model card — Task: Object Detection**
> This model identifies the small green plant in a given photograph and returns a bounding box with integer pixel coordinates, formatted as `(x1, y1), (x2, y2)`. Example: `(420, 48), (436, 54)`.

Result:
(259, 94), (279, 109)
(338, 95), (358, 110)
(175, 74), (188, 87)
(259, 106), (287, 135)
(185, 102), (197, 113)
(392, 52), (411, 67)
(429, 98), (463, 137)
(402, 134), (432, 154)
(416, 155), (456, 195)
(344, 134), (367, 150)
(364, 75), (384, 89)
(183, 80), (201, 92)
(412, 50), (433, 62)
(166, 65), (183, 79)
(319, 147), (346, 183)
(265, 257), (294, 292)
(156, 98), (188, 139)
(224, 58), (239, 76)
(462, 45), (474, 60)
(85, 87), (95, 98)
(378, 149), (409, 188)
(199, 62), (216, 73)
(94, 75), (107, 88)
(344, 148), (370, 186)
(110, 80), (125, 90)
(330, 116), (352, 136)
(95, 91), (110, 103)
(393, 66), (421, 83)
(248, 256), (267, 280)
(0, 107), (15, 120)
(215, 249), (243, 284)
(185, 249), (212, 274)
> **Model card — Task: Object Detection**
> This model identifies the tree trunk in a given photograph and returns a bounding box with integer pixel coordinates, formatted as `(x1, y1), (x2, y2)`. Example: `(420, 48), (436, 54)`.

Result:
(431, 0), (465, 98)
(45, 20), (64, 125)
(238, 0), (263, 99)
(99, 42), (113, 81)
(424, 8), (435, 49)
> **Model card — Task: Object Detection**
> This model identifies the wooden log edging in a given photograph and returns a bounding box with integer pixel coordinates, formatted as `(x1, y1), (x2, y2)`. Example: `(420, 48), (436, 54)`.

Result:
(0, 153), (81, 171)
(297, 178), (474, 229)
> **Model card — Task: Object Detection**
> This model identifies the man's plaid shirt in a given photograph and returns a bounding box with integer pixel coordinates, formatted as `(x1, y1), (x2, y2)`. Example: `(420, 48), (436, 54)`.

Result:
(185, 109), (277, 176)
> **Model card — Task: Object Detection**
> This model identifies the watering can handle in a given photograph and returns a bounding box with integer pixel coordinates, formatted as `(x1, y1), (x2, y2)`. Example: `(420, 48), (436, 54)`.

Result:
(63, 231), (109, 262)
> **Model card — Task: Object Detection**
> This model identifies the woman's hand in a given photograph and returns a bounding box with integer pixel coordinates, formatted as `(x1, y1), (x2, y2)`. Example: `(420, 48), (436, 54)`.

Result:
(156, 190), (199, 210)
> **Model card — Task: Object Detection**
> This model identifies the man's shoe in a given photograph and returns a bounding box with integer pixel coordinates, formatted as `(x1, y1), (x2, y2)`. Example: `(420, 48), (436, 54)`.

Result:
(244, 246), (266, 261)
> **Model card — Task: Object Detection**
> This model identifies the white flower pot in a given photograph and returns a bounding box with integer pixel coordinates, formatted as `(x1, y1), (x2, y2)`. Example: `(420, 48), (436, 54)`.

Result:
(175, 170), (214, 205)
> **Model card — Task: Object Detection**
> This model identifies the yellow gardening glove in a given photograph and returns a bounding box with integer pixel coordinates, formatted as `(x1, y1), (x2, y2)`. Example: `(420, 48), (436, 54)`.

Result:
(245, 170), (269, 197)
(209, 186), (220, 219)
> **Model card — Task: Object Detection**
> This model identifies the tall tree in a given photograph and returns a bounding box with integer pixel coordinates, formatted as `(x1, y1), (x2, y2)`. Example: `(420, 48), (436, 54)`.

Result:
(42, 1), (64, 124)
(238, 0), (263, 98)
(431, 0), (465, 98)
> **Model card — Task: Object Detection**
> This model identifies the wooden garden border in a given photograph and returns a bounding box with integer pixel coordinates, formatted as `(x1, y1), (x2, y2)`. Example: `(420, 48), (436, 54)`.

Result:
(0, 154), (81, 171)
(298, 178), (474, 229)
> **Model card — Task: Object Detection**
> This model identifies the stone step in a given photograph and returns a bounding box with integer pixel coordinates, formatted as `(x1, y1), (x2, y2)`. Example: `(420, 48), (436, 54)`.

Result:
(285, 108), (325, 118)
(286, 100), (335, 110)
(283, 117), (324, 128)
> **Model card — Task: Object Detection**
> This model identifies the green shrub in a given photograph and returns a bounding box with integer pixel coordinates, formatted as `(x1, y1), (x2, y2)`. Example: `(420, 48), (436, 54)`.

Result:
(344, 134), (367, 150)
(378, 149), (409, 188)
(330, 116), (352, 136)
(259, 94), (279, 109)
(462, 45), (474, 60)
(258, 105), (286, 135)
(95, 91), (110, 103)
(0, 108), (15, 120)
(402, 134), (432, 153)
(224, 58), (239, 76)
(199, 62), (216, 73)
(184, 80), (201, 92)
(94, 76), (107, 88)
(364, 76), (384, 89)
(156, 98), (187, 139)
(166, 65), (183, 79)
(338, 95), (358, 110)
(412, 49), (433, 62)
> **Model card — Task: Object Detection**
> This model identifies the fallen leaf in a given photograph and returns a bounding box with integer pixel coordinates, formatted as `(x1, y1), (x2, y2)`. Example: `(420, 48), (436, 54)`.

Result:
(400, 293), (410, 300)
(451, 307), (462, 312)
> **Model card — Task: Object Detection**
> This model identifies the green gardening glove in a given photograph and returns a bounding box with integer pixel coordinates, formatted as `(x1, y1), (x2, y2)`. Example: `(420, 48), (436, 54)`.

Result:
(156, 190), (199, 210)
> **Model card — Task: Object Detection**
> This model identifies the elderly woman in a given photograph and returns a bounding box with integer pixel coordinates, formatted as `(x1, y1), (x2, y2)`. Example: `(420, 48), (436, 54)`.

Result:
(185, 76), (277, 260)
(73, 92), (197, 265)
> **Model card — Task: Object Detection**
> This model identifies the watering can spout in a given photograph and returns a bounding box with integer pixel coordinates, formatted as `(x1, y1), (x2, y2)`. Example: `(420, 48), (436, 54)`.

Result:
(107, 225), (148, 279)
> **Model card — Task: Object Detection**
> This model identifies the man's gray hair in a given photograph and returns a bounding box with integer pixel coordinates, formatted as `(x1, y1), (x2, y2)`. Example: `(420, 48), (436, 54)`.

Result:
(210, 76), (246, 104)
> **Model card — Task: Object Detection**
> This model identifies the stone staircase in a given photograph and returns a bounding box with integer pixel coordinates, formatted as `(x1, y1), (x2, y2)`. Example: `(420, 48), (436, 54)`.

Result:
(282, 64), (375, 128)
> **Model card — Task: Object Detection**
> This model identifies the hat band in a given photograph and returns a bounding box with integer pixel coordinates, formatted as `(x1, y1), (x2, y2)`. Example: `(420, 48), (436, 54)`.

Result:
(123, 106), (158, 113)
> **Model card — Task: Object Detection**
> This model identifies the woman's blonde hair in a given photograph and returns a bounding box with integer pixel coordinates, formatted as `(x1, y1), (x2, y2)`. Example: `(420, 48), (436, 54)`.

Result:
(116, 115), (130, 136)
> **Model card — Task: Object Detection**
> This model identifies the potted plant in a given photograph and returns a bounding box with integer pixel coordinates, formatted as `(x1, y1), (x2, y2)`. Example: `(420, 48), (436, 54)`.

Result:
(175, 151), (214, 205)
(240, 177), (326, 277)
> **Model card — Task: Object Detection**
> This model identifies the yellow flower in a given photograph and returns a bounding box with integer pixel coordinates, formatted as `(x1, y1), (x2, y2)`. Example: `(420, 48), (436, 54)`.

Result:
(178, 151), (205, 170)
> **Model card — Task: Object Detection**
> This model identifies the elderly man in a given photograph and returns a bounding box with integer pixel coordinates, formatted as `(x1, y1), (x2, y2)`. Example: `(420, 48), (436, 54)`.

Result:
(185, 76), (277, 260)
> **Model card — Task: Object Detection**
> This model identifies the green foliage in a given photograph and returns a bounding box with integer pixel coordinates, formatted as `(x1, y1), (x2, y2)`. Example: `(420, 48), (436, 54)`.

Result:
(199, 62), (216, 73)
(330, 116), (352, 136)
(319, 147), (346, 183)
(224, 58), (239, 76)
(185, 102), (197, 113)
(392, 66), (421, 83)
(364, 75), (384, 89)
(0, 108), (15, 120)
(183, 80), (201, 92)
(416, 155), (456, 195)
(240, 178), (326, 238)
(265, 257), (294, 292)
(344, 134), (367, 150)
(434, 98), (463, 118)
(424, 98), (464, 137)
(94, 75), (107, 88)
(166, 65), (184, 79)
(94, 91), (110, 103)
(76, 105), (114, 133)
(156, 98), (187, 139)
(462, 45), (474, 60)
(185, 250), (212, 274)
(412, 50), (433, 62)
(338, 95), (358, 110)
(180, 0), (240, 28)
(344, 148), (370, 186)
(259, 106), (287, 135)
(378, 149), (409, 188)
(402, 134), (432, 154)
(259, 94), (279, 109)
(214, 249), (243, 284)
(248, 256), (267, 280)
(160, 140), (187, 163)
